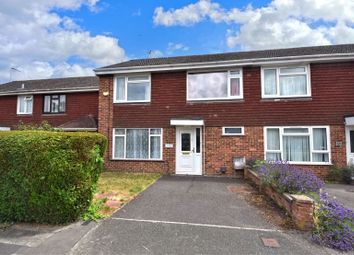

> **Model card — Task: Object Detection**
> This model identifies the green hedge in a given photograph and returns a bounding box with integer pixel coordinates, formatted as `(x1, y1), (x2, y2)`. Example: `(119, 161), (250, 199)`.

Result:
(0, 131), (107, 224)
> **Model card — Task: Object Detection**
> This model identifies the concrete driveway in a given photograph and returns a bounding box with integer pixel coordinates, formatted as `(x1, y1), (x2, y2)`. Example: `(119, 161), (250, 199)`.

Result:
(72, 176), (338, 255)
(324, 183), (354, 211)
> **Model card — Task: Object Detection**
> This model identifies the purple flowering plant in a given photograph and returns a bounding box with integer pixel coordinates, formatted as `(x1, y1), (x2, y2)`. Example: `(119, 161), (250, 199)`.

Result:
(312, 193), (354, 251)
(254, 161), (354, 251)
(256, 161), (324, 194)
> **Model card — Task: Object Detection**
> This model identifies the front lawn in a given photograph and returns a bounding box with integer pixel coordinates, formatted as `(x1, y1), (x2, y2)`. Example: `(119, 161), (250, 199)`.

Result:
(95, 172), (162, 216)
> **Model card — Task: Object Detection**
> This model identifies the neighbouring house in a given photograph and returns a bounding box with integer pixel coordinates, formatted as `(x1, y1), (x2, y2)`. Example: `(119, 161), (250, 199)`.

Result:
(0, 76), (99, 131)
(95, 44), (354, 178)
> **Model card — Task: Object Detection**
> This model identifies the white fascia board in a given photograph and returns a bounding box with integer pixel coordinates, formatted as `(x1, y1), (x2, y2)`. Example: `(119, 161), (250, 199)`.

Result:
(0, 88), (99, 96)
(170, 119), (204, 126)
(94, 53), (354, 75)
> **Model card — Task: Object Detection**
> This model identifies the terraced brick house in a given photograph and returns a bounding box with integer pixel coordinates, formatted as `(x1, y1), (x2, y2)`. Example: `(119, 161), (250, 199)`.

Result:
(95, 44), (354, 178)
(0, 77), (99, 131)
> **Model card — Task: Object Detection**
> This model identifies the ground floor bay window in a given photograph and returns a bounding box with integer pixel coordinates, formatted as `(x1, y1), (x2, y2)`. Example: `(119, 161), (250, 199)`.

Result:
(113, 128), (162, 160)
(264, 126), (330, 164)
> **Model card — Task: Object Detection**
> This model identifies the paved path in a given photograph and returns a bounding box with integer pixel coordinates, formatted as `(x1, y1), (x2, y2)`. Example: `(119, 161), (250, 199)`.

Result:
(324, 183), (354, 211)
(72, 176), (338, 255)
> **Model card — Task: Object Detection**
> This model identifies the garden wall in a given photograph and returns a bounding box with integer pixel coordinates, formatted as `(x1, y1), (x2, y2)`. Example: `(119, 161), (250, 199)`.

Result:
(244, 167), (315, 230)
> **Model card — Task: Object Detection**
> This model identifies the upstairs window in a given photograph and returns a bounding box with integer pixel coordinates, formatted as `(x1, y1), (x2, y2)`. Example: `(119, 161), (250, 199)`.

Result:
(262, 66), (310, 98)
(187, 70), (243, 101)
(17, 95), (33, 115)
(43, 95), (66, 113)
(114, 75), (151, 103)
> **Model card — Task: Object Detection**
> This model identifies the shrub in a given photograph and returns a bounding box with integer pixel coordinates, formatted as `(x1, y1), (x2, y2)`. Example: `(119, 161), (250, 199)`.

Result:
(342, 167), (353, 184)
(312, 193), (354, 251)
(16, 120), (56, 131)
(0, 131), (107, 224)
(257, 161), (324, 194)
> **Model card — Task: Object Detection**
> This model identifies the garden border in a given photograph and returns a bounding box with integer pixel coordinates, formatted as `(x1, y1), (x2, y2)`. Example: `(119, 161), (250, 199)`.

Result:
(244, 166), (315, 231)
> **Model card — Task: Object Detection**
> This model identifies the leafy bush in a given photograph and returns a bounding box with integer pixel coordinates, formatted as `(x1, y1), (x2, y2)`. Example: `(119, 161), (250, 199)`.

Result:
(0, 131), (107, 224)
(16, 120), (57, 131)
(342, 167), (353, 184)
(312, 193), (354, 251)
(328, 165), (353, 184)
(256, 161), (324, 194)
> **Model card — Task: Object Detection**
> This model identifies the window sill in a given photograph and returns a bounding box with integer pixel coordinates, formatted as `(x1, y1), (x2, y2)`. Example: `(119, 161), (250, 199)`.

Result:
(111, 158), (164, 162)
(17, 113), (32, 116)
(286, 162), (332, 166)
(222, 134), (245, 137)
(42, 113), (67, 116)
(260, 97), (312, 102)
(114, 102), (151, 105)
(187, 99), (244, 104)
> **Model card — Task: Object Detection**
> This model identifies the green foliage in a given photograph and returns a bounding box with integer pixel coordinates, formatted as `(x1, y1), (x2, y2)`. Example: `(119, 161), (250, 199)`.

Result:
(328, 165), (353, 184)
(16, 121), (57, 131)
(342, 167), (353, 184)
(253, 160), (267, 170)
(328, 165), (342, 182)
(81, 198), (106, 222)
(0, 131), (107, 224)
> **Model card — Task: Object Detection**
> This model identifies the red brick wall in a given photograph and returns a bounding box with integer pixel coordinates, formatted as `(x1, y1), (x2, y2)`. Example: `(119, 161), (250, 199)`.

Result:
(100, 125), (345, 178)
(98, 61), (353, 177)
(111, 62), (354, 127)
(0, 92), (98, 128)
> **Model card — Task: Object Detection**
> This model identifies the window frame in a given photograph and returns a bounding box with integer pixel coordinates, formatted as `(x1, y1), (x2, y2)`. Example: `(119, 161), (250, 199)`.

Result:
(186, 69), (244, 101)
(17, 95), (33, 115)
(112, 128), (163, 161)
(261, 65), (311, 99)
(222, 126), (245, 136)
(43, 94), (66, 114)
(263, 126), (331, 165)
(113, 74), (151, 103)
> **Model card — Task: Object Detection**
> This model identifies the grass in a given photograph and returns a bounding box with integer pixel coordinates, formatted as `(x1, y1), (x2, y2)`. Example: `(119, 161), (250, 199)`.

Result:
(94, 172), (162, 217)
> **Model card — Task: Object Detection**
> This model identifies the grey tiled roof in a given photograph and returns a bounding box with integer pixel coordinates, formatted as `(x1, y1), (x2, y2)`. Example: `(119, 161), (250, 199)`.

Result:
(99, 44), (354, 69)
(58, 115), (97, 130)
(0, 76), (99, 95)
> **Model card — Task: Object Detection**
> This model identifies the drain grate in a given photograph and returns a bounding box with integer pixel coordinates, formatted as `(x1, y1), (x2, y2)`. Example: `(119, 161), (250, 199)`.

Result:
(261, 237), (280, 248)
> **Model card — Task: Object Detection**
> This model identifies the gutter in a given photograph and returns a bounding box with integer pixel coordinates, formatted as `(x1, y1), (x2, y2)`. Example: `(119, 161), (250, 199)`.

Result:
(0, 87), (99, 96)
(94, 53), (354, 75)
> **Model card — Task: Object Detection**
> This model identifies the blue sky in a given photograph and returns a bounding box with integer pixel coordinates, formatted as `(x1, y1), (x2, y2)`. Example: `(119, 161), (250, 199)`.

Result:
(57, 0), (267, 59)
(0, 0), (353, 82)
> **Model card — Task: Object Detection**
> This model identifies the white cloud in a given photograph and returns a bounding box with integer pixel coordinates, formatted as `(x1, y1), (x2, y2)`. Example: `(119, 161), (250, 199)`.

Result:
(0, 0), (126, 83)
(148, 50), (164, 58)
(167, 42), (189, 54)
(153, 0), (354, 50)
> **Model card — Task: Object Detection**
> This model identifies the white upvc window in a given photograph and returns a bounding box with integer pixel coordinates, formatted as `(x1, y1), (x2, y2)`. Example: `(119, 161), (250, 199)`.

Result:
(113, 128), (163, 160)
(114, 75), (151, 103)
(261, 65), (311, 98)
(222, 126), (244, 136)
(264, 126), (331, 165)
(187, 69), (243, 101)
(17, 95), (33, 115)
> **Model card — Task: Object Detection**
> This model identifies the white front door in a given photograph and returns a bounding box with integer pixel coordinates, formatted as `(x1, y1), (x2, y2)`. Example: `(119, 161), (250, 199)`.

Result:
(176, 127), (202, 175)
(346, 126), (354, 165)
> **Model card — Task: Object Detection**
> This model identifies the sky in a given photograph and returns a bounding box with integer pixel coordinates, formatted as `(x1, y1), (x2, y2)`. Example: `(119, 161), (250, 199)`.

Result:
(0, 0), (353, 83)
